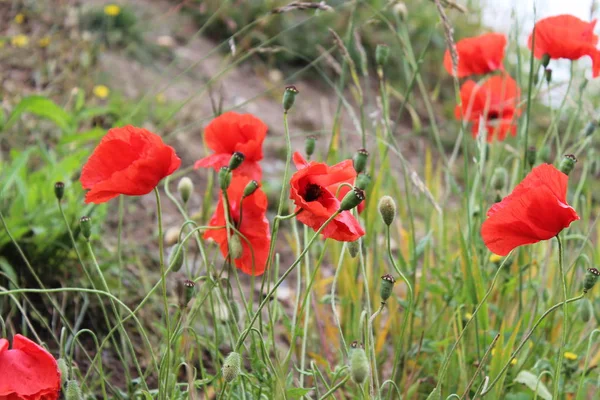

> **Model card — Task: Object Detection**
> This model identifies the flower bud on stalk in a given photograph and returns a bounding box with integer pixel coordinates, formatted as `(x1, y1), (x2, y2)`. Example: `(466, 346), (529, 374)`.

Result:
(177, 279), (195, 308)
(58, 358), (69, 384)
(583, 267), (599, 293)
(177, 177), (193, 204)
(527, 146), (537, 168)
(352, 149), (368, 174)
(80, 216), (92, 240)
(559, 154), (577, 175)
(544, 68), (552, 84)
(350, 341), (369, 384)
(541, 53), (551, 68)
(283, 85), (299, 113)
(66, 380), (83, 400)
(491, 167), (508, 191)
(375, 44), (390, 67)
(380, 274), (396, 302)
(243, 180), (259, 198)
(54, 182), (65, 200)
(339, 187), (365, 211)
(579, 298), (592, 322)
(348, 240), (359, 258)
(355, 173), (371, 191)
(169, 243), (184, 272)
(305, 135), (316, 158)
(229, 234), (243, 260)
(378, 195), (396, 226)
(539, 145), (552, 163)
(219, 167), (232, 190)
(222, 352), (242, 382)
(228, 152), (245, 171)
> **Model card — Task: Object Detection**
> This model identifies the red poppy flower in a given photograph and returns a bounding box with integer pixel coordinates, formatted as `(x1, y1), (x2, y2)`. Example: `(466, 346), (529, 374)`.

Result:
(204, 175), (270, 275)
(482, 164), (579, 256)
(528, 15), (600, 77)
(290, 152), (365, 242)
(194, 112), (267, 181)
(81, 125), (181, 204)
(0, 334), (61, 400)
(455, 74), (521, 142)
(444, 33), (507, 77)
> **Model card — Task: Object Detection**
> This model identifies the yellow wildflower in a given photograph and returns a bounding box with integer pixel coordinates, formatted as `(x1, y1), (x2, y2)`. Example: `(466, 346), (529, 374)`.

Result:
(489, 254), (503, 264)
(155, 93), (166, 104)
(464, 312), (473, 320)
(93, 85), (110, 99)
(11, 34), (29, 48)
(510, 358), (518, 366)
(38, 36), (51, 48)
(564, 352), (578, 361)
(104, 4), (121, 16)
(14, 13), (25, 24)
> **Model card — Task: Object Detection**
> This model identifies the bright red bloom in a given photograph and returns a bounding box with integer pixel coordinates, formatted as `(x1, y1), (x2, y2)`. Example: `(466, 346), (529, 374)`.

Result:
(81, 125), (180, 204)
(455, 74), (521, 142)
(482, 164), (579, 256)
(0, 334), (61, 400)
(444, 33), (507, 77)
(204, 175), (270, 275)
(290, 152), (364, 242)
(528, 15), (600, 77)
(194, 112), (267, 181)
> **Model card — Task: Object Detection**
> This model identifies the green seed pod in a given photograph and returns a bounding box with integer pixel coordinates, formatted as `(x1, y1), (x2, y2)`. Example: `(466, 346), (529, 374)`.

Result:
(539, 145), (552, 163)
(491, 167), (508, 191)
(54, 182), (65, 201)
(378, 195), (396, 226)
(579, 298), (592, 322)
(583, 268), (599, 293)
(58, 358), (69, 384)
(375, 44), (390, 67)
(352, 149), (369, 174)
(559, 154), (577, 175)
(355, 173), (371, 191)
(581, 120), (597, 137)
(305, 135), (316, 158)
(283, 85), (299, 112)
(177, 177), (194, 204)
(541, 53), (551, 68)
(178, 279), (195, 308)
(350, 341), (369, 385)
(380, 274), (396, 302)
(339, 187), (365, 211)
(527, 146), (537, 168)
(229, 234), (243, 260)
(169, 243), (184, 271)
(544, 68), (552, 84)
(243, 180), (259, 198)
(80, 216), (92, 240)
(228, 152), (245, 171)
(222, 352), (242, 382)
(348, 240), (359, 258)
(219, 167), (232, 190)
(65, 380), (83, 400)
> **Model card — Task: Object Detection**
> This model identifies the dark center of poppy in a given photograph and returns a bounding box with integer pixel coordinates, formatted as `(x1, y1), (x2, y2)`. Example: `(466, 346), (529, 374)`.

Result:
(487, 110), (500, 120)
(304, 184), (322, 202)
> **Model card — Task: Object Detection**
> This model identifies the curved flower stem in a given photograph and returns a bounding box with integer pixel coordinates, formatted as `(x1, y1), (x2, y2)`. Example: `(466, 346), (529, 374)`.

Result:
(480, 293), (585, 396)
(318, 374), (350, 400)
(553, 234), (568, 398)
(235, 211), (340, 351)
(331, 243), (349, 360)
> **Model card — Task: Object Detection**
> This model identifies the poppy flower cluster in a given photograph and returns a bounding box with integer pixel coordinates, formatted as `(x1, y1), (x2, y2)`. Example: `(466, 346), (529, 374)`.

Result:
(481, 164), (579, 256)
(0, 334), (61, 400)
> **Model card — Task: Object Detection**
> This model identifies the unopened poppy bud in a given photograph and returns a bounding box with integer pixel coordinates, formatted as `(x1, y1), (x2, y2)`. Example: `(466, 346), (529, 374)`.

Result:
(54, 182), (65, 200)
(375, 44), (390, 67)
(169, 243), (184, 271)
(219, 167), (232, 190)
(392, 2), (408, 20)
(283, 85), (299, 112)
(579, 298), (592, 322)
(243, 180), (259, 198)
(66, 380), (83, 400)
(230, 300), (241, 322)
(544, 68), (552, 84)
(228, 152), (245, 170)
(378, 195), (396, 226)
(527, 146), (537, 168)
(349, 341), (369, 384)
(355, 173), (371, 190)
(352, 149), (369, 173)
(348, 240), (359, 258)
(539, 145), (552, 163)
(305, 135), (316, 158)
(58, 358), (69, 384)
(581, 120), (597, 137)
(80, 216), (92, 240)
(559, 154), (577, 175)
(178, 279), (195, 308)
(583, 267), (599, 293)
(541, 53), (551, 68)
(177, 177), (193, 204)
(339, 187), (365, 211)
(222, 352), (242, 382)
(380, 274), (396, 302)
(229, 234), (243, 259)
(491, 167), (508, 191)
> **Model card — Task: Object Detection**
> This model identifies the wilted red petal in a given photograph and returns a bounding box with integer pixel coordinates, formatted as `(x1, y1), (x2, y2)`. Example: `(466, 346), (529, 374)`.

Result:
(444, 33), (507, 77)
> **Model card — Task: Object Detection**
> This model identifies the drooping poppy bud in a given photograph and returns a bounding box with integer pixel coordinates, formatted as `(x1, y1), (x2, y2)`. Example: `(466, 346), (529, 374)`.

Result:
(527, 146), (537, 168)
(54, 182), (65, 200)
(380, 274), (396, 302)
(355, 173), (371, 190)
(375, 44), (390, 67)
(222, 352), (242, 382)
(541, 53), (551, 68)
(559, 154), (577, 175)
(305, 135), (316, 158)
(583, 267), (599, 293)
(579, 298), (592, 322)
(339, 187), (365, 211)
(177, 177), (194, 204)
(491, 167), (508, 191)
(378, 195), (396, 226)
(283, 85), (299, 112)
(581, 120), (597, 137)
(169, 243), (184, 271)
(348, 240), (359, 258)
(58, 358), (69, 384)
(243, 180), (259, 198)
(229, 234), (243, 260)
(352, 149), (369, 174)
(66, 380), (83, 400)
(219, 167), (232, 190)
(228, 152), (245, 171)
(544, 68), (552, 84)
(350, 341), (369, 384)
(80, 216), (92, 240)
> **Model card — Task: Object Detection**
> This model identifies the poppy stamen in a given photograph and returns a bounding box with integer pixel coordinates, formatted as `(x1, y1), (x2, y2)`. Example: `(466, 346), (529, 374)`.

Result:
(304, 184), (322, 202)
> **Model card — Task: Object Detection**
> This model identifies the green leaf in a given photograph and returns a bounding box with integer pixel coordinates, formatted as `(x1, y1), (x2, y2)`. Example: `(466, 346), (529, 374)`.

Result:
(425, 386), (441, 400)
(286, 388), (313, 399)
(5, 96), (73, 132)
(513, 370), (552, 400)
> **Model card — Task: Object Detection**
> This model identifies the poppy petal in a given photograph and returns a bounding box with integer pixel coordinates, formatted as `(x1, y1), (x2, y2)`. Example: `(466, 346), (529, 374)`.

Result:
(444, 33), (506, 77)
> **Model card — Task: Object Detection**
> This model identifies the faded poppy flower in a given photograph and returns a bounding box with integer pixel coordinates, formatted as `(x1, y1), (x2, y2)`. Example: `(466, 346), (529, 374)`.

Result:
(290, 152), (365, 242)
(204, 175), (270, 275)
(0, 334), (61, 400)
(444, 33), (507, 77)
(455, 74), (521, 142)
(528, 15), (600, 77)
(194, 112), (267, 181)
(482, 164), (579, 256)
(81, 125), (181, 203)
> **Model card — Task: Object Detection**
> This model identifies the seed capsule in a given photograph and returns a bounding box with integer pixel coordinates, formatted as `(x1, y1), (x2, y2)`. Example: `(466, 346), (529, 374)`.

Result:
(355, 173), (371, 191)
(54, 182), (65, 200)
(380, 274), (396, 302)
(228, 152), (245, 171)
(339, 187), (365, 211)
(243, 180), (259, 198)
(305, 135), (316, 158)
(80, 216), (92, 240)
(583, 267), (599, 293)
(559, 154), (577, 175)
(222, 352), (242, 382)
(283, 85), (299, 112)
(350, 341), (369, 384)
(352, 149), (369, 174)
